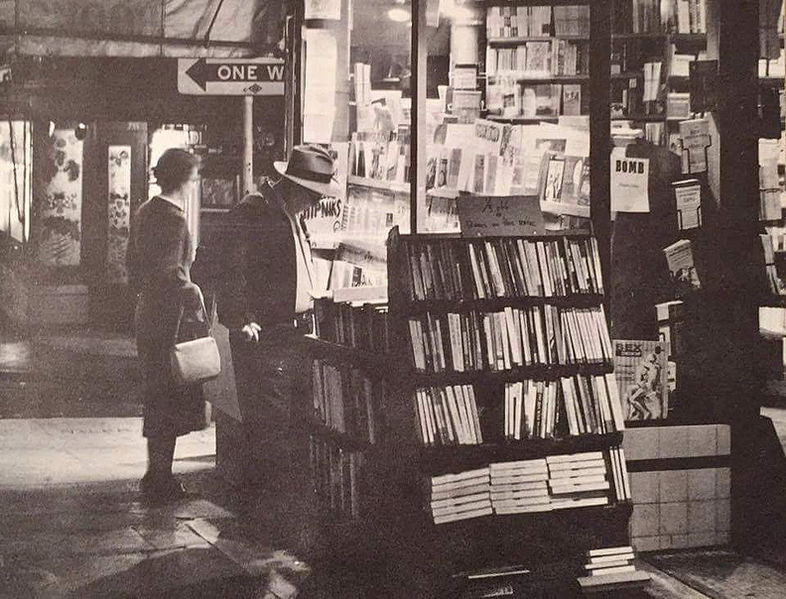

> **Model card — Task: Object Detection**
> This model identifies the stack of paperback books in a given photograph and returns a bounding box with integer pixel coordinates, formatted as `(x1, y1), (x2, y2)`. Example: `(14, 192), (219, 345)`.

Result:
(489, 459), (551, 514)
(582, 546), (637, 577)
(546, 452), (611, 510)
(428, 468), (493, 524)
(427, 448), (630, 523)
(415, 385), (483, 447)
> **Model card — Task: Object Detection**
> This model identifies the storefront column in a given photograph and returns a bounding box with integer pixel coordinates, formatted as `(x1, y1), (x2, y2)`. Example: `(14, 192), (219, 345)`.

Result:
(411, 0), (428, 234)
(242, 96), (254, 195)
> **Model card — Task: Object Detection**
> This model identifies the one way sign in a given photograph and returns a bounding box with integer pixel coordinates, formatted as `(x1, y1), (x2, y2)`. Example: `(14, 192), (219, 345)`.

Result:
(177, 57), (285, 96)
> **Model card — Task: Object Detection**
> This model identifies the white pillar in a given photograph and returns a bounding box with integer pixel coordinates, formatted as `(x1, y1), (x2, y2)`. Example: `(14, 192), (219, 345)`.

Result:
(242, 95), (254, 195)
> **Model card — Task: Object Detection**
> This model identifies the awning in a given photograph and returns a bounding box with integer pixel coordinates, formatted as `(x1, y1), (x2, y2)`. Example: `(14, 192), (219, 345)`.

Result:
(0, 0), (286, 58)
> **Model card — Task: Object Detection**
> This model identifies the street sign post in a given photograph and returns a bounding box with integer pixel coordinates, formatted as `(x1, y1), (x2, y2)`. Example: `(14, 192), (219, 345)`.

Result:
(177, 58), (285, 96)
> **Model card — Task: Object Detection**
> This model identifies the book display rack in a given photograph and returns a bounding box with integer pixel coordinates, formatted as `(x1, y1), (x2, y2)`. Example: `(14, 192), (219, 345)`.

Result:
(300, 228), (647, 595)
(276, 0), (769, 593)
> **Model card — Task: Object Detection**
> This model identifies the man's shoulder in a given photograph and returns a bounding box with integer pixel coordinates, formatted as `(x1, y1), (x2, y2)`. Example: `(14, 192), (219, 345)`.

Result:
(231, 187), (286, 222)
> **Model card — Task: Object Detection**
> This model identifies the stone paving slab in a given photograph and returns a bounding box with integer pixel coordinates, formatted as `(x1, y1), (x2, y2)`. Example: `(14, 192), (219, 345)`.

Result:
(0, 547), (252, 598)
(647, 550), (786, 599)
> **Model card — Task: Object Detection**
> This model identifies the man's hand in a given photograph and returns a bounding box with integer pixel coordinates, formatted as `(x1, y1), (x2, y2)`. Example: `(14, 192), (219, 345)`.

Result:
(241, 322), (262, 342)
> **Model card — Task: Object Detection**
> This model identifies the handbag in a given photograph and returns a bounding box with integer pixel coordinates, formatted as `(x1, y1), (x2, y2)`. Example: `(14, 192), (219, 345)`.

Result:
(170, 294), (221, 386)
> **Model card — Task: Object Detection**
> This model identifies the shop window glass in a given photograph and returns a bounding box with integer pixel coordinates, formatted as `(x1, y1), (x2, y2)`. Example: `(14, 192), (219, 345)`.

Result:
(421, 1), (592, 234)
(0, 121), (32, 244)
(299, 0), (413, 296)
(607, 0), (722, 422)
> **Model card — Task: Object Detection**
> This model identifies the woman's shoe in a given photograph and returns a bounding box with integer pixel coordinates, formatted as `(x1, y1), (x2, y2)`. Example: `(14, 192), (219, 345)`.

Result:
(139, 472), (186, 503)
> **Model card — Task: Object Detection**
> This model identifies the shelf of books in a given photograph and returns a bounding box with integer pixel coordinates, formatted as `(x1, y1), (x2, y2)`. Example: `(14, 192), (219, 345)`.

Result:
(757, 1), (786, 405)
(609, 0), (711, 146)
(301, 226), (646, 592)
(485, 4), (591, 121)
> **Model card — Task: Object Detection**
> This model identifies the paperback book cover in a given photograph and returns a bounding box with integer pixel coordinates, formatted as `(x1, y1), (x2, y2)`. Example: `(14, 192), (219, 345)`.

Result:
(663, 239), (701, 290)
(613, 340), (668, 420)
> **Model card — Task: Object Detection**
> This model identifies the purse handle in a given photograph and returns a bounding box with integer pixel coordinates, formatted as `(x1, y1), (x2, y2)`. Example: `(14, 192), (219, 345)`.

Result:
(174, 290), (211, 343)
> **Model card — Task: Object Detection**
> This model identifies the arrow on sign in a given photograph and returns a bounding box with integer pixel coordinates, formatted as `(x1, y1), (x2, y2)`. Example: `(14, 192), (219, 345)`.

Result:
(185, 59), (285, 91)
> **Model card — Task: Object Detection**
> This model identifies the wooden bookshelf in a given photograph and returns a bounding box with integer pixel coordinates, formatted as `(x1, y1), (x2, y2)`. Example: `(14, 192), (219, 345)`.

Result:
(347, 175), (410, 194)
(611, 32), (667, 40)
(671, 33), (708, 46)
(408, 363), (615, 387)
(418, 432), (625, 475)
(402, 294), (606, 312)
(611, 114), (667, 122)
(300, 416), (373, 452)
(486, 114), (560, 123)
(303, 335), (397, 378)
(759, 77), (786, 88)
(301, 229), (632, 567)
(380, 227), (630, 582)
(610, 71), (645, 80)
(517, 75), (590, 83)
(487, 35), (590, 45)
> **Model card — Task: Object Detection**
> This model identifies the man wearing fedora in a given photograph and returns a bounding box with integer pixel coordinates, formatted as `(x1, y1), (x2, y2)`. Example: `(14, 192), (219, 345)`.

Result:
(216, 144), (340, 490)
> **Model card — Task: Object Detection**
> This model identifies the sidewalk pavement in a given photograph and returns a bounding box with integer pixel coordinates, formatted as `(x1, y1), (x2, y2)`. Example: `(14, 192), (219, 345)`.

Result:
(0, 328), (142, 419)
(0, 416), (719, 599)
(0, 418), (309, 598)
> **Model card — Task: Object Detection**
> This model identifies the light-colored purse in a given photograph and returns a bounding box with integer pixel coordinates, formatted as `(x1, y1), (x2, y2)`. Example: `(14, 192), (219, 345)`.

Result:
(170, 295), (221, 386)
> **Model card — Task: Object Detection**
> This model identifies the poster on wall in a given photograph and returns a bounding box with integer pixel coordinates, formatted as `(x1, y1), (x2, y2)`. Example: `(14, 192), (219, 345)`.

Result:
(36, 130), (83, 267)
(107, 145), (132, 284)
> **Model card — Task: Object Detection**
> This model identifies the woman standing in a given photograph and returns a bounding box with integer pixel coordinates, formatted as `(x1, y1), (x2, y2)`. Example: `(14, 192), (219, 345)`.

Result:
(127, 148), (208, 501)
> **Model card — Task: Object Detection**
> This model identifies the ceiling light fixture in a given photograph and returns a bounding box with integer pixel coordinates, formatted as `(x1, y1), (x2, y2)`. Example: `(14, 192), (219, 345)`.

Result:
(387, 7), (410, 22)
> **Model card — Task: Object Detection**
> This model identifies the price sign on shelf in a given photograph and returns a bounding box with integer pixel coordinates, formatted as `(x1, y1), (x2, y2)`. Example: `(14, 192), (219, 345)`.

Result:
(457, 195), (546, 238)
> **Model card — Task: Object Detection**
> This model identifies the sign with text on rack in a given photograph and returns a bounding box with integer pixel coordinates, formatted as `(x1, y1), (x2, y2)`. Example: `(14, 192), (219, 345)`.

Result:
(177, 58), (285, 96)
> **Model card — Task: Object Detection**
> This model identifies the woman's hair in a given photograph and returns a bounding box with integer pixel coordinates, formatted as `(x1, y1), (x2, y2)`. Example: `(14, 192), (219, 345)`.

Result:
(153, 148), (200, 194)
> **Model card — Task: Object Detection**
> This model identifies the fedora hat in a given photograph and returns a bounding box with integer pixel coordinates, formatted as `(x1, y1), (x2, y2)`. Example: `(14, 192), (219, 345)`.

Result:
(274, 145), (342, 197)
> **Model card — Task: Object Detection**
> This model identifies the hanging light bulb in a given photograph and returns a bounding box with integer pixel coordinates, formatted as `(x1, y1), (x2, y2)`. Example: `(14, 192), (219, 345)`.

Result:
(387, 0), (410, 23)
(47, 121), (56, 137)
(440, 0), (476, 23)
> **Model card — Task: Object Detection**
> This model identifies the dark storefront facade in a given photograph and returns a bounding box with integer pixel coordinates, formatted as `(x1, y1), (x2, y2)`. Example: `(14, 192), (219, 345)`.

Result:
(0, 0), (289, 329)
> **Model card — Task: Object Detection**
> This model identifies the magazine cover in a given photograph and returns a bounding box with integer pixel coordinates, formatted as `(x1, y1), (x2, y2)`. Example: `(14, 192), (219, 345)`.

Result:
(613, 340), (669, 420)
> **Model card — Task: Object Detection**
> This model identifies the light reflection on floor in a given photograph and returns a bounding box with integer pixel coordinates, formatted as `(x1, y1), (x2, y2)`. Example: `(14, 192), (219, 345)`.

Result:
(0, 417), (215, 488)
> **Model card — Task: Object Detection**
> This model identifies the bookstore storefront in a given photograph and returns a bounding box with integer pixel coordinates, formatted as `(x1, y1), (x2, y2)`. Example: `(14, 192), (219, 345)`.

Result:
(0, 0), (287, 329)
(0, 62), (285, 330)
(214, 0), (782, 596)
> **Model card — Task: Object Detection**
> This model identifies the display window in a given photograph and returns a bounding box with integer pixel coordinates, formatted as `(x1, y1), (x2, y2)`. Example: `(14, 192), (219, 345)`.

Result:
(0, 121), (32, 246)
(296, 0), (764, 420)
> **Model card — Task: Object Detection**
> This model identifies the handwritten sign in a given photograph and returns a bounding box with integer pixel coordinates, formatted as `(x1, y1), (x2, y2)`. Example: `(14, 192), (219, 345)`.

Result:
(457, 195), (546, 238)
